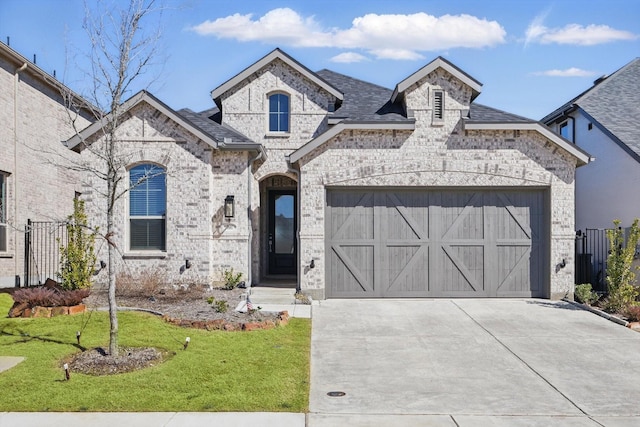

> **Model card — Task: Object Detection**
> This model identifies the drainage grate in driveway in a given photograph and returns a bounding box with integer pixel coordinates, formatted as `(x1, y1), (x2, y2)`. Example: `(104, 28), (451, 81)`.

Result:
(326, 391), (346, 397)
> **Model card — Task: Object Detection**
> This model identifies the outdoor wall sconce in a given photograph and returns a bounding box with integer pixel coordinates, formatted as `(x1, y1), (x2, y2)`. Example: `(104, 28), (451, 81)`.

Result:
(224, 195), (235, 219)
(310, 259), (315, 269)
(185, 259), (192, 270)
(559, 259), (567, 269)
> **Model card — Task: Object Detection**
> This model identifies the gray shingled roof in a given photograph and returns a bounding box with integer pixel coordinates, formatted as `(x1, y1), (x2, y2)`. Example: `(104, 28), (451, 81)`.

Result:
(316, 69), (534, 125)
(177, 108), (253, 144)
(315, 69), (409, 122)
(542, 58), (640, 157)
(468, 103), (534, 123)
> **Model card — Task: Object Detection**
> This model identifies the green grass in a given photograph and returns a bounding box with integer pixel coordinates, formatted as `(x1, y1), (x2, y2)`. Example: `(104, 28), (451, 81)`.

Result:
(0, 293), (310, 412)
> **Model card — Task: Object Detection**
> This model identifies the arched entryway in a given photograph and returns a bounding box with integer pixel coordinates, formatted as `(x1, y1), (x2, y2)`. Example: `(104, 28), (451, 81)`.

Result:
(259, 175), (298, 284)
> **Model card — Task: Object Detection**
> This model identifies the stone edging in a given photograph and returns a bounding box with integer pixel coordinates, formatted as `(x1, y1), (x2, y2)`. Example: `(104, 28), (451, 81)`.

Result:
(563, 299), (629, 327)
(8, 303), (87, 318)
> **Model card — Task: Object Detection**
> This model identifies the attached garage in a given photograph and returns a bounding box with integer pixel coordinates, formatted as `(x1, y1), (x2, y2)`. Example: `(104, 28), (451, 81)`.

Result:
(326, 189), (548, 298)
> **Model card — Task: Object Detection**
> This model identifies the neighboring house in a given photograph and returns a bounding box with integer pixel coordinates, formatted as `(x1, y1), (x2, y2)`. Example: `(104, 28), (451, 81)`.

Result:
(0, 42), (93, 288)
(542, 58), (640, 231)
(69, 48), (590, 300)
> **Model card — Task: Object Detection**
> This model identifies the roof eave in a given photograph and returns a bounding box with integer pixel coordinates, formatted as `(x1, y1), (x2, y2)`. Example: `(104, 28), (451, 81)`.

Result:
(211, 48), (344, 102)
(391, 57), (483, 103)
(219, 142), (267, 158)
(463, 121), (592, 166)
(67, 91), (222, 151)
(0, 41), (98, 117)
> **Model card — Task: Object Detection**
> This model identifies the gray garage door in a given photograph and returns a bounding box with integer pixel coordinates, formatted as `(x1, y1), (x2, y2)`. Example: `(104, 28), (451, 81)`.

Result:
(326, 189), (547, 298)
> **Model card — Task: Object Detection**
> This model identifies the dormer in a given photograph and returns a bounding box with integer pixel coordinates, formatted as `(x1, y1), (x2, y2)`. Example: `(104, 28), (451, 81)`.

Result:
(391, 57), (482, 125)
(210, 48), (343, 145)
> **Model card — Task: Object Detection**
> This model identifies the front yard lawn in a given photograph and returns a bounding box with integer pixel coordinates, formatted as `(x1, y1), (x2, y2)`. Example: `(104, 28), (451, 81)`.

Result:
(0, 293), (310, 412)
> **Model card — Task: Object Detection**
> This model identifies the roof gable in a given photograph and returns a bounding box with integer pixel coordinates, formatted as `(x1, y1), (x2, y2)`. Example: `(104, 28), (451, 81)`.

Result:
(391, 56), (482, 103)
(211, 48), (344, 103)
(542, 58), (640, 159)
(66, 90), (262, 154)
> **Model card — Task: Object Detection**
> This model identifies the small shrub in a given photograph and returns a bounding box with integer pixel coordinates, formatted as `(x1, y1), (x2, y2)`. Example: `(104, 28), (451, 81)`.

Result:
(57, 198), (97, 290)
(213, 299), (229, 313)
(605, 219), (640, 312)
(574, 283), (599, 305)
(602, 283), (639, 313)
(116, 269), (169, 298)
(13, 288), (60, 307)
(625, 305), (640, 322)
(205, 297), (229, 313)
(294, 292), (311, 305)
(12, 287), (89, 307)
(57, 289), (90, 306)
(222, 268), (243, 290)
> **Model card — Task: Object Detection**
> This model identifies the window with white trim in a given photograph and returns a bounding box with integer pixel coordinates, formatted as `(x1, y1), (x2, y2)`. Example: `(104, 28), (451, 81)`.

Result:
(433, 90), (444, 122)
(268, 93), (290, 132)
(0, 173), (6, 252)
(129, 164), (166, 251)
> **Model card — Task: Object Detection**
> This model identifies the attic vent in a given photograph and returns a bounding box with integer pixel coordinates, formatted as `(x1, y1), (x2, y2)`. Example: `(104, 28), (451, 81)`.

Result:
(433, 90), (444, 121)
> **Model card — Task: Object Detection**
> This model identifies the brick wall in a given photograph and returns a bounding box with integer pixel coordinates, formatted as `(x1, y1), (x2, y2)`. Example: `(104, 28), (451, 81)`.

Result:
(295, 70), (577, 300)
(0, 54), (91, 287)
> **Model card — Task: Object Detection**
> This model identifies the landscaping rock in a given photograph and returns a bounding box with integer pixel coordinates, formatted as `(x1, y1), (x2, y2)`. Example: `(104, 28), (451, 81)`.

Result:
(8, 301), (28, 318)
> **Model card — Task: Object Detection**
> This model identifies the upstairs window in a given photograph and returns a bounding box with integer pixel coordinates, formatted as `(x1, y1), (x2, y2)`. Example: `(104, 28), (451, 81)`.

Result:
(129, 164), (166, 251)
(0, 173), (6, 252)
(559, 121), (571, 141)
(433, 90), (444, 122)
(268, 93), (290, 132)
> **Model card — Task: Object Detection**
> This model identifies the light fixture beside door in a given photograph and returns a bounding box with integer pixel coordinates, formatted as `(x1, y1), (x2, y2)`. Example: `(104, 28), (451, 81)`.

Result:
(224, 195), (235, 219)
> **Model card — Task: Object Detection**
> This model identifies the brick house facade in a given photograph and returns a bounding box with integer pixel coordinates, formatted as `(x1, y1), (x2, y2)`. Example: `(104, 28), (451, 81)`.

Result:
(2, 45), (591, 300)
(70, 49), (590, 300)
(0, 42), (92, 287)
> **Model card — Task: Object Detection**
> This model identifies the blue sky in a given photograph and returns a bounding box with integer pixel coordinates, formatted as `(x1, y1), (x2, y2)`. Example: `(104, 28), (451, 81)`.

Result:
(1, 0), (638, 119)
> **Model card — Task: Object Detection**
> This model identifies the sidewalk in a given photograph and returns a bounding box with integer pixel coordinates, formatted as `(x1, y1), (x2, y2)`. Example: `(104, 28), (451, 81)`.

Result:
(0, 412), (305, 427)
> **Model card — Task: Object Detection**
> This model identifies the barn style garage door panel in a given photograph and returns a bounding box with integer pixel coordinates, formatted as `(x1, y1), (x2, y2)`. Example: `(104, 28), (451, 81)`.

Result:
(326, 189), (547, 298)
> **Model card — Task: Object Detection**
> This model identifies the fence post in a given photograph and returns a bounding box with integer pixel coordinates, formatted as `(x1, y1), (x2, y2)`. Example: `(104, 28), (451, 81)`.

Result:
(24, 219), (31, 287)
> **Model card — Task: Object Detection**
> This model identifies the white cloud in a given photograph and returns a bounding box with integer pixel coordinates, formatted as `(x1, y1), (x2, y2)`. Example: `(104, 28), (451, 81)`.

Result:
(525, 15), (637, 46)
(330, 52), (369, 63)
(533, 67), (597, 77)
(191, 9), (332, 47)
(191, 8), (506, 59)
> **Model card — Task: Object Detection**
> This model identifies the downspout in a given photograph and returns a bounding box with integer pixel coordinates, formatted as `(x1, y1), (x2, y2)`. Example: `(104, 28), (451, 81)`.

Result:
(286, 158), (301, 293)
(246, 149), (263, 290)
(14, 62), (27, 285)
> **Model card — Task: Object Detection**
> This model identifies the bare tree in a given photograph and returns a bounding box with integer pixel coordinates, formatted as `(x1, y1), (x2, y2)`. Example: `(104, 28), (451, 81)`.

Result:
(64, 0), (165, 357)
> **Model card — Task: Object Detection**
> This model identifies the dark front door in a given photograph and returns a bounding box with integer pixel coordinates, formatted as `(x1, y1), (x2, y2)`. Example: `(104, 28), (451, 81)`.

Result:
(268, 191), (297, 275)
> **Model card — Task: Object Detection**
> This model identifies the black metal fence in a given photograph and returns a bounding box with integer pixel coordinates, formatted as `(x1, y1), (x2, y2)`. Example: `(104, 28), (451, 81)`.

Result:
(575, 228), (611, 293)
(24, 220), (67, 287)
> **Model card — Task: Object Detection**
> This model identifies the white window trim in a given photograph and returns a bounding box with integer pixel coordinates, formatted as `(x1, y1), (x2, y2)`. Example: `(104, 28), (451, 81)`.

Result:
(125, 164), (167, 254)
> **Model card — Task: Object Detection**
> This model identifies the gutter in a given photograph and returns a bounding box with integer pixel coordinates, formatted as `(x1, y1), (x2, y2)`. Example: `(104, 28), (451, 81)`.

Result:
(14, 62), (27, 285)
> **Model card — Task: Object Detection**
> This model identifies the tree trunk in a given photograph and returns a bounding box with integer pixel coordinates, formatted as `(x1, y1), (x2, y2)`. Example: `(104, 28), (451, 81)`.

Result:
(107, 177), (118, 357)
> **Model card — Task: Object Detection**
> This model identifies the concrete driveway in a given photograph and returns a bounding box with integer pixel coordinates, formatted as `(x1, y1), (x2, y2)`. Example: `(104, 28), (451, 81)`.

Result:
(309, 299), (640, 427)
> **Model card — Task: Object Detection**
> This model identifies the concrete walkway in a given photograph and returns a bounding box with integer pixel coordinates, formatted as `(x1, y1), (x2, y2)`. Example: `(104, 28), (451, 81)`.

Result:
(309, 299), (640, 426)
(2, 298), (640, 426)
